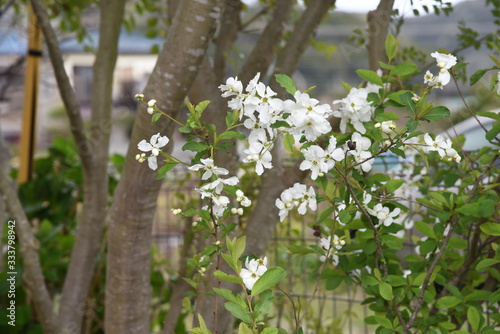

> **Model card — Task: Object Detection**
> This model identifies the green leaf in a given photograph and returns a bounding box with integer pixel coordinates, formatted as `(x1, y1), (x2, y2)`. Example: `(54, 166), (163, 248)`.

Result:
(217, 131), (246, 141)
(392, 62), (418, 76)
(467, 307), (481, 333)
(385, 34), (398, 63)
(233, 236), (246, 267)
(190, 314), (213, 334)
(251, 267), (286, 296)
(283, 133), (295, 153)
(340, 81), (352, 92)
(214, 270), (243, 284)
(365, 315), (393, 329)
(422, 106), (450, 122)
(275, 74), (297, 95)
(383, 179), (404, 193)
(254, 289), (274, 316)
(261, 328), (279, 334)
(356, 69), (384, 86)
(400, 92), (417, 115)
(195, 100), (211, 114)
(238, 323), (253, 334)
(214, 288), (247, 309)
(459, 202), (497, 218)
(470, 68), (494, 86)
(379, 282), (394, 301)
(156, 163), (177, 179)
(436, 296), (462, 309)
(415, 221), (436, 239)
(224, 301), (253, 324)
(151, 113), (162, 124)
(476, 259), (500, 271)
(182, 141), (209, 152)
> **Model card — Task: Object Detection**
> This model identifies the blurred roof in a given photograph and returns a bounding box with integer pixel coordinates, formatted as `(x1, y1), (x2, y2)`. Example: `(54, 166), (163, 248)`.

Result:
(0, 29), (164, 56)
(59, 30), (164, 54)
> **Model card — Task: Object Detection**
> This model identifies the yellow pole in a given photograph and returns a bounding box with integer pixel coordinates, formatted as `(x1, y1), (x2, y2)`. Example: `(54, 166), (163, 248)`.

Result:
(18, 5), (41, 184)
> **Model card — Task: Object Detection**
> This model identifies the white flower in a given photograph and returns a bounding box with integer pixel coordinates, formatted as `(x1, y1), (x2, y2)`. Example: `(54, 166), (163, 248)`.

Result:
(275, 183), (317, 221)
(219, 76), (243, 97)
(375, 121), (396, 134)
(423, 134), (460, 162)
(240, 257), (268, 290)
(147, 99), (157, 107)
(431, 52), (457, 71)
(324, 137), (345, 169)
(285, 91), (332, 142)
(188, 158), (229, 180)
(367, 204), (401, 226)
(299, 145), (328, 180)
(236, 189), (252, 207)
(243, 140), (273, 175)
(333, 87), (373, 134)
(319, 237), (340, 265)
(347, 132), (373, 172)
(137, 133), (169, 170)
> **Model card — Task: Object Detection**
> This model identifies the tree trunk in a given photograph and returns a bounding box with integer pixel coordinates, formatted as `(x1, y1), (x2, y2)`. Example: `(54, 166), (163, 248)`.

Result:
(105, 1), (224, 333)
(57, 1), (126, 332)
(367, 0), (395, 70)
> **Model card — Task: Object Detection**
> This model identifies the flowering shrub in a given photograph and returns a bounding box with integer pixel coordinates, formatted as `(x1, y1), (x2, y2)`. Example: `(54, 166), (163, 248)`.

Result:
(136, 35), (500, 334)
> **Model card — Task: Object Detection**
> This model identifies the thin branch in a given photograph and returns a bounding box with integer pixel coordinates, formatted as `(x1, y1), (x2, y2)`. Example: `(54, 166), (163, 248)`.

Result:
(239, 0), (293, 85)
(0, 164), (59, 333)
(29, 0), (91, 172)
(404, 158), (495, 333)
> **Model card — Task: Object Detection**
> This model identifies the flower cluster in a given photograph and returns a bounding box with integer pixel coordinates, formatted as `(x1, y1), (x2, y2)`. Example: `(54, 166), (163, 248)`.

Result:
(299, 137), (344, 180)
(424, 52), (457, 89)
(363, 193), (401, 227)
(240, 256), (268, 290)
(219, 74), (334, 175)
(275, 183), (317, 221)
(423, 134), (461, 163)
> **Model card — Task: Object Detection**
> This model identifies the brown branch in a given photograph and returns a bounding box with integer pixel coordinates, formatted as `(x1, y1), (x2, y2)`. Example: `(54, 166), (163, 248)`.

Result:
(214, 0), (242, 82)
(29, 0), (91, 172)
(0, 165), (59, 333)
(57, 0), (126, 332)
(238, 0), (294, 85)
(273, 0), (336, 82)
(367, 0), (395, 70)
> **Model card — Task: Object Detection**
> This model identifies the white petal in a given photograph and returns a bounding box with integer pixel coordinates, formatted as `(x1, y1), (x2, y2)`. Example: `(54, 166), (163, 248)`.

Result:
(147, 156), (158, 170)
(137, 140), (153, 152)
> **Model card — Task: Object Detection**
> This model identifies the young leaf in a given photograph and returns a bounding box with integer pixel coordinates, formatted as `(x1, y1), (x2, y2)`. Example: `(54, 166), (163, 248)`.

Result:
(283, 133), (295, 153)
(237, 323), (254, 334)
(217, 131), (246, 141)
(151, 113), (162, 124)
(195, 100), (211, 114)
(224, 302), (253, 324)
(467, 307), (481, 333)
(385, 34), (398, 63)
(156, 163), (177, 180)
(476, 259), (500, 271)
(214, 270), (243, 284)
(214, 288), (247, 309)
(275, 74), (297, 95)
(251, 267), (286, 296)
(421, 106), (450, 122)
(356, 69), (384, 86)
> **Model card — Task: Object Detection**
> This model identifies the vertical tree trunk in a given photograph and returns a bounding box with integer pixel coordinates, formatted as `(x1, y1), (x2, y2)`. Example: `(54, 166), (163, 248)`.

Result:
(367, 0), (395, 70)
(57, 1), (126, 332)
(105, 1), (224, 333)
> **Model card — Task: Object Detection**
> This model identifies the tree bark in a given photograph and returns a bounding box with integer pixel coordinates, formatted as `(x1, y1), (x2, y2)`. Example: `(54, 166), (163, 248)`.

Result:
(367, 0), (395, 70)
(105, 1), (224, 333)
(57, 1), (126, 333)
(0, 165), (59, 334)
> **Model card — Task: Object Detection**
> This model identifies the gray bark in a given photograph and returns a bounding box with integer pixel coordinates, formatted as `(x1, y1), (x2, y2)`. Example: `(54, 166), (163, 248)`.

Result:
(105, 1), (224, 333)
(367, 0), (395, 70)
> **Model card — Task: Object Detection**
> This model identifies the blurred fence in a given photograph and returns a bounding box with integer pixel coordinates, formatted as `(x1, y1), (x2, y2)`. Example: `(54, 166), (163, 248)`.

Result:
(152, 159), (418, 334)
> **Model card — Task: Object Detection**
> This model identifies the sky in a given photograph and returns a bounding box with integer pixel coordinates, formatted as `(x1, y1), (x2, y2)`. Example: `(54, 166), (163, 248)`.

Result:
(242, 0), (470, 16)
(334, 0), (467, 15)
